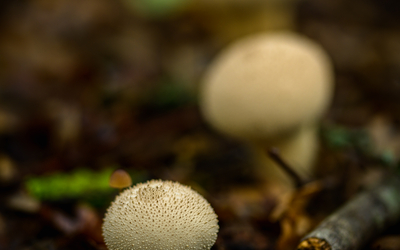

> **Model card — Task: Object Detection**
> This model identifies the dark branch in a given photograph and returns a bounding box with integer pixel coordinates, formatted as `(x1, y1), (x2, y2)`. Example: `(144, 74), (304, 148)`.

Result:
(267, 147), (305, 188)
(297, 175), (400, 250)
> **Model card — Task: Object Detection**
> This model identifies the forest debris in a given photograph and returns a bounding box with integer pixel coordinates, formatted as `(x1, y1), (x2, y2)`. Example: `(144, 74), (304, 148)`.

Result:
(46, 101), (81, 148)
(172, 134), (210, 163)
(0, 155), (16, 183)
(7, 192), (41, 213)
(0, 213), (5, 236)
(371, 235), (400, 250)
(43, 204), (103, 243)
(189, 0), (296, 43)
(219, 221), (270, 250)
(297, 175), (400, 250)
(226, 187), (272, 219)
(366, 115), (400, 164)
(0, 108), (19, 133)
(275, 180), (327, 250)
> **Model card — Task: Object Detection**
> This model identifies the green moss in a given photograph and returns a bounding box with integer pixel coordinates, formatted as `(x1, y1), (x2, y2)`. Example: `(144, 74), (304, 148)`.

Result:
(151, 81), (195, 108)
(25, 168), (146, 206)
(322, 125), (372, 152)
(323, 125), (400, 168)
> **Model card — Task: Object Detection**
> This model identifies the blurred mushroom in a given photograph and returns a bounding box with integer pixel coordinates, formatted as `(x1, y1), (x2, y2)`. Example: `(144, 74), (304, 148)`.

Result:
(200, 32), (334, 191)
(109, 169), (132, 189)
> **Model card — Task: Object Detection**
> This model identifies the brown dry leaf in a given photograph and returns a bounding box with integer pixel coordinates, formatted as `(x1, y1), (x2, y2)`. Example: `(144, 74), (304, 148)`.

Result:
(275, 181), (324, 250)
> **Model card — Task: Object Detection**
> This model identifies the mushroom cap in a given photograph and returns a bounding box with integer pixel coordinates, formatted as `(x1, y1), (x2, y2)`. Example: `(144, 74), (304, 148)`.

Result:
(109, 169), (132, 189)
(200, 32), (333, 141)
(102, 180), (219, 250)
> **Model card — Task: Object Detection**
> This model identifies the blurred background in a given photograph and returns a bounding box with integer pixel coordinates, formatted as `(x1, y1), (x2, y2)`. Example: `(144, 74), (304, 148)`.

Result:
(1, 0), (400, 249)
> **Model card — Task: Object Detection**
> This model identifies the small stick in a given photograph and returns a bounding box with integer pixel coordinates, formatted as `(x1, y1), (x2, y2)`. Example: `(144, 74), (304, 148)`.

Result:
(267, 147), (305, 188)
(297, 175), (400, 250)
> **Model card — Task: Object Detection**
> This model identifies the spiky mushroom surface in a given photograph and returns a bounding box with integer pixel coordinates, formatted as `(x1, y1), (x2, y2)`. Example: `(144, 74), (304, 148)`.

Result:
(102, 180), (219, 250)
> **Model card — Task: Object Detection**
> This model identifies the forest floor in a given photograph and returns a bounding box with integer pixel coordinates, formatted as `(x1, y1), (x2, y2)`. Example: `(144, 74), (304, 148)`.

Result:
(1, 0), (400, 249)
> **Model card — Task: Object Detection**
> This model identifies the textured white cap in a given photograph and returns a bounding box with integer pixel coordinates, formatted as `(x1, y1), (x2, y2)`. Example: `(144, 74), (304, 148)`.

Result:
(102, 180), (219, 250)
(200, 32), (333, 142)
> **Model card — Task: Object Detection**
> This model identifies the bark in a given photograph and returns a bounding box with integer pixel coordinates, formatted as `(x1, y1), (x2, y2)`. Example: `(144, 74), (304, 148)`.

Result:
(297, 175), (400, 250)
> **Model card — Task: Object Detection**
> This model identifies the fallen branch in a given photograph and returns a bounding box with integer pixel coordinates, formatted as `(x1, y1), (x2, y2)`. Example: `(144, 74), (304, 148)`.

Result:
(297, 175), (400, 250)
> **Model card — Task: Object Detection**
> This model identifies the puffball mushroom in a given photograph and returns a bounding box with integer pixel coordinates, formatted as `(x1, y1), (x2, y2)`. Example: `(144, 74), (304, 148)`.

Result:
(102, 179), (219, 250)
(200, 32), (334, 188)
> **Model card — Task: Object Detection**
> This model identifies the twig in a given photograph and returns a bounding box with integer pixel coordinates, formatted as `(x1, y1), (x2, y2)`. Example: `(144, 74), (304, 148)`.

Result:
(267, 147), (306, 188)
(297, 175), (400, 250)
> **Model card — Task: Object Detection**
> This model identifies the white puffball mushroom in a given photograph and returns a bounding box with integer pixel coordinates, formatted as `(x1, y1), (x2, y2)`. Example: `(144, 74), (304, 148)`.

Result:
(200, 32), (334, 187)
(102, 179), (219, 250)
